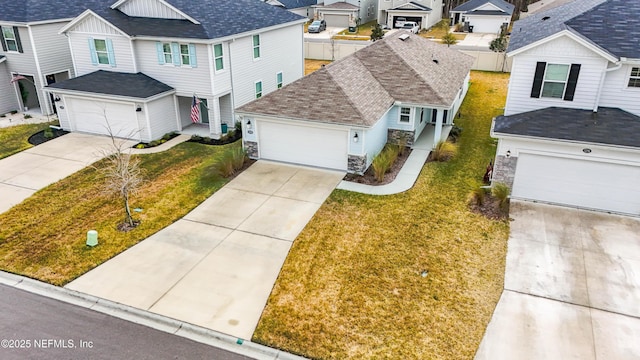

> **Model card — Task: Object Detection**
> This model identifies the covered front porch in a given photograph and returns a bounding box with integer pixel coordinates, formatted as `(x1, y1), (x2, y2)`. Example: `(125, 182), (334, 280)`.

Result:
(176, 93), (234, 139)
(413, 124), (453, 150)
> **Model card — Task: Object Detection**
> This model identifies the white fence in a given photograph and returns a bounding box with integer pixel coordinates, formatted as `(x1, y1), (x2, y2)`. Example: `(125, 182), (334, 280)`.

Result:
(304, 38), (512, 72)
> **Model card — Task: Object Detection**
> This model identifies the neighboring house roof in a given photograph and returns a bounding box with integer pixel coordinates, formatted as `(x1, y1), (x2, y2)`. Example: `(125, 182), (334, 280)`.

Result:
(273, 0), (318, 9)
(466, 10), (511, 16)
(237, 31), (473, 127)
(46, 70), (173, 99)
(452, 0), (515, 14)
(525, 0), (577, 15)
(390, 2), (432, 11)
(0, 0), (110, 23)
(493, 107), (640, 148)
(507, 0), (605, 53)
(319, 2), (359, 10)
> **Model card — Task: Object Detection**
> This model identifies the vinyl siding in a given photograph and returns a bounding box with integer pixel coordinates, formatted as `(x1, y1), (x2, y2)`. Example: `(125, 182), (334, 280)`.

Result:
(145, 95), (178, 141)
(119, 0), (187, 20)
(387, 105), (414, 131)
(69, 32), (136, 76)
(30, 22), (75, 77)
(504, 35), (607, 116)
(54, 93), (71, 130)
(229, 24), (303, 108)
(599, 64), (640, 117)
(71, 16), (121, 36)
(136, 40), (213, 97)
(0, 62), (20, 113)
(363, 115), (389, 168)
(0, 25), (43, 111)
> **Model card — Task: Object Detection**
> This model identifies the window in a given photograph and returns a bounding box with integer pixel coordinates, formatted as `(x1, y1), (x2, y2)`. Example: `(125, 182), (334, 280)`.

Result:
(255, 81), (262, 98)
(399, 107), (411, 123)
(628, 67), (640, 88)
(1, 26), (19, 52)
(180, 44), (191, 65)
(253, 35), (261, 59)
(541, 64), (569, 98)
(162, 43), (172, 63)
(93, 39), (110, 65)
(214, 44), (224, 71)
(276, 72), (283, 89)
(531, 62), (581, 101)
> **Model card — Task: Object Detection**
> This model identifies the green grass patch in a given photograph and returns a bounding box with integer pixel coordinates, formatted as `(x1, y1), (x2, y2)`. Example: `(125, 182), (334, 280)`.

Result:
(336, 20), (378, 37)
(0, 141), (239, 286)
(0, 122), (56, 160)
(253, 71), (511, 359)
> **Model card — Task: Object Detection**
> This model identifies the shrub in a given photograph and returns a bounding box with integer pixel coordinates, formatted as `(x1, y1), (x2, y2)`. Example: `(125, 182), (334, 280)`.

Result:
(442, 32), (458, 47)
(43, 128), (54, 139)
(212, 152), (235, 177)
(370, 24), (384, 42)
(449, 125), (463, 140)
(162, 132), (176, 141)
(431, 140), (457, 162)
(396, 137), (408, 156)
(10, 110), (18, 114)
(135, 144), (145, 149)
(491, 183), (510, 211)
(468, 186), (487, 206)
(386, 144), (400, 164)
(454, 23), (464, 32)
(24, 114), (32, 119)
(191, 135), (203, 142)
(235, 121), (242, 133)
(230, 146), (247, 172)
(372, 151), (393, 182)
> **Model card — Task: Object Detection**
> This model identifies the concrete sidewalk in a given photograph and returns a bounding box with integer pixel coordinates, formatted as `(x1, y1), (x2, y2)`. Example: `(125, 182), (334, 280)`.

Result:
(475, 201), (640, 359)
(66, 161), (344, 340)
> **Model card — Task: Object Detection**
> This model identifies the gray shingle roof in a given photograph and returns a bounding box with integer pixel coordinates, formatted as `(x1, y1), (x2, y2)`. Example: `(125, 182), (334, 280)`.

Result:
(237, 32), (473, 127)
(493, 107), (640, 148)
(452, 0), (515, 14)
(391, 2), (432, 11)
(2, 0), (305, 40)
(507, 0), (605, 53)
(46, 70), (173, 99)
(319, 2), (359, 10)
(274, 0), (318, 9)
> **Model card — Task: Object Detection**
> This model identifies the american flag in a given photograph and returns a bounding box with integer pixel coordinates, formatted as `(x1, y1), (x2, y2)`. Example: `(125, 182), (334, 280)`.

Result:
(190, 95), (201, 123)
(10, 75), (27, 84)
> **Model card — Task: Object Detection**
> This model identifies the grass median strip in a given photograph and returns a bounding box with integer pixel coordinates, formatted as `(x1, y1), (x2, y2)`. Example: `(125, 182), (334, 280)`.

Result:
(254, 71), (511, 359)
(0, 141), (237, 286)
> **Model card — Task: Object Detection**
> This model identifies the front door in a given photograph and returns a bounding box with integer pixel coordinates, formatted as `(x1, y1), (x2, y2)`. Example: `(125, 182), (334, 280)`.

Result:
(199, 99), (209, 124)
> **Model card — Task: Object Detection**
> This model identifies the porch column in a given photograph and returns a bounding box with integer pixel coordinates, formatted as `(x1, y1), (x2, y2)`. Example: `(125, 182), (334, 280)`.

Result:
(209, 97), (221, 137)
(433, 109), (444, 146)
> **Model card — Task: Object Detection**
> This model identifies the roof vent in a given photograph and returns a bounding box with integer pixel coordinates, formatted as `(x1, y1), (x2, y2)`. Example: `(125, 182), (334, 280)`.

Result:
(398, 34), (410, 41)
(432, 59), (439, 64)
(542, 16), (550, 21)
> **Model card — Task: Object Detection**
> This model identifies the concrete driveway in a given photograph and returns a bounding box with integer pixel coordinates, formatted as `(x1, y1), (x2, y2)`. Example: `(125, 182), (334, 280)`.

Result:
(66, 161), (344, 340)
(476, 201), (640, 359)
(0, 133), (135, 213)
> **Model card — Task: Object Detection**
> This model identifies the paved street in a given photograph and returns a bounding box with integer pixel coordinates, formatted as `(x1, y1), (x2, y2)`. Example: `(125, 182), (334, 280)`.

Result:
(0, 284), (252, 360)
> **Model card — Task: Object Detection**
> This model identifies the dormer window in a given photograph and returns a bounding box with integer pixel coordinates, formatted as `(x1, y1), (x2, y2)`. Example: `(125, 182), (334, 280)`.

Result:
(628, 67), (640, 88)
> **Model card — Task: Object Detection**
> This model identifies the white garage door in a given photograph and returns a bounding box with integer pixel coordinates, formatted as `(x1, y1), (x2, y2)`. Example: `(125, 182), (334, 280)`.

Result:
(512, 153), (640, 215)
(258, 121), (348, 171)
(467, 16), (501, 34)
(67, 98), (140, 140)
(323, 14), (350, 27)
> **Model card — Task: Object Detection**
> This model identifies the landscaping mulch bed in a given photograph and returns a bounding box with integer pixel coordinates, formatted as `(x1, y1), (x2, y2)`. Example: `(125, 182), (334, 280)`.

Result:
(188, 132), (241, 146)
(133, 132), (180, 149)
(343, 147), (412, 185)
(28, 128), (69, 146)
(469, 194), (510, 221)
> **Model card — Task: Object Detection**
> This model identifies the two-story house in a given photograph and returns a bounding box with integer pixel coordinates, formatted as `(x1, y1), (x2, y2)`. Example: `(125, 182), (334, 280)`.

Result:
(0, 1), (93, 116)
(46, 0), (306, 142)
(491, 0), (640, 215)
(378, 0), (443, 30)
(315, 0), (378, 27)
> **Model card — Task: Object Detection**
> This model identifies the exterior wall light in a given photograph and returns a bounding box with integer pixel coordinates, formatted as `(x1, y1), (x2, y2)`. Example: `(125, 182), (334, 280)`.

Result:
(246, 119), (252, 129)
(353, 132), (359, 143)
(506, 150), (511, 158)
(583, 148), (592, 153)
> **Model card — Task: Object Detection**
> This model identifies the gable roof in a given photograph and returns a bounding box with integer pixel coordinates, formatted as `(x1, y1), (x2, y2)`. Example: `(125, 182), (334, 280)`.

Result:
(390, 2), (432, 11)
(272, 0), (318, 9)
(46, 70), (173, 99)
(507, 0), (606, 54)
(319, 2), (359, 10)
(237, 31), (473, 127)
(452, 0), (514, 14)
(0, 0), (111, 23)
(493, 106), (640, 148)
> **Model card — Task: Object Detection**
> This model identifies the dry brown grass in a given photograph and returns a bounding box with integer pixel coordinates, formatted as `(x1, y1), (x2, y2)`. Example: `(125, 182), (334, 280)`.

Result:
(305, 59), (332, 75)
(254, 71), (511, 359)
(0, 121), (56, 159)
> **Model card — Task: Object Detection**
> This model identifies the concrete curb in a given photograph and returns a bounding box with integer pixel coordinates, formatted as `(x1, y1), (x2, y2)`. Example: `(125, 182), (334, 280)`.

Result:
(0, 271), (307, 360)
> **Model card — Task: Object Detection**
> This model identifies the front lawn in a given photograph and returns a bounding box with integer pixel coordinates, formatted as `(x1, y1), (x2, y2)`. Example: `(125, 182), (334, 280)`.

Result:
(254, 71), (511, 359)
(0, 141), (237, 286)
(305, 59), (332, 75)
(0, 121), (57, 160)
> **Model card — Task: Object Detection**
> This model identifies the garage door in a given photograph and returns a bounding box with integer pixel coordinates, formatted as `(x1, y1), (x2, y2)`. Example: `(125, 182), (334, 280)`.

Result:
(258, 121), (348, 171)
(512, 153), (640, 215)
(393, 16), (422, 28)
(467, 16), (501, 33)
(67, 98), (140, 140)
(323, 14), (349, 27)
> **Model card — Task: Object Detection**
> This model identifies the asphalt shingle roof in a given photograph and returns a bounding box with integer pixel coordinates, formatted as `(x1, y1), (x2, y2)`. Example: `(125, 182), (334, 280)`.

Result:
(493, 107), (640, 148)
(274, 0), (318, 9)
(2, 0), (305, 40)
(452, 0), (514, 14)
(237, 31), (473, 127)
(319, 2), (359, 10)
(391, 2), (432, 11)
(46, 70), (173, 99)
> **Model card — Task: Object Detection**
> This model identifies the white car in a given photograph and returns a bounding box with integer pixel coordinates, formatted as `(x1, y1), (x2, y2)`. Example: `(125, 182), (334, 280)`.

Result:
(401, 21), (419, 34)
(394, 17), (406, 28)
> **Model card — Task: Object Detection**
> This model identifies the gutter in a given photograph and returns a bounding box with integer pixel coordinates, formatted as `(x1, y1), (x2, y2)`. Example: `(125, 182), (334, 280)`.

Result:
(593, 60), (622, 112)
(491, 130), (640, 153)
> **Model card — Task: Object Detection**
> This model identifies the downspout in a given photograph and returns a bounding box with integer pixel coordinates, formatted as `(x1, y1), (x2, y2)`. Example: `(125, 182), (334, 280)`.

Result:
(593, 60), (622, 112)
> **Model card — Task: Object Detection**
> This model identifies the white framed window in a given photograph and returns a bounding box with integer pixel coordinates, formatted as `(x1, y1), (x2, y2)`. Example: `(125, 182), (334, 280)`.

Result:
(541, 63), (570, 98)
(255, 81), (263, 98)
(180, 44), (191, 65)
(1, 26), (19, 52)
(628, 67), (640, 88)
(399, 107), (411, 123)
(253, 35), (261, 59)
(276, 72), (283, 89)
(162, 43), (172, 64)
(214, 44), (224, 71)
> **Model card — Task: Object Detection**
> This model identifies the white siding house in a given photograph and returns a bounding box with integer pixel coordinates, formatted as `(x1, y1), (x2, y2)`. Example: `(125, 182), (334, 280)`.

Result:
(378, 0), (444, 30)
(491, 0), (640, 216)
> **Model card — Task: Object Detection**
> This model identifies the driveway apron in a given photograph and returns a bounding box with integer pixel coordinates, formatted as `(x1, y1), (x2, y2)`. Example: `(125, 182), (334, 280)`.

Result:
(66, 161), (344, 340)
(0, 133), (135, 213)
(475, 201), (640, 360)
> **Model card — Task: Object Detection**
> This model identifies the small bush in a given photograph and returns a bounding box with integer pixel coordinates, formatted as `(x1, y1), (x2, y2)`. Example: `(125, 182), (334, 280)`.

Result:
(372, 151), (393, 182)
(10, 110), (18, 114)
(468, 186), (487, 206)
(135, 144), (145, 149)
(235, 121), (242, 133)
(230, 146), (247, 172)
(454, 23), (464, 32)
(491, 183), (510, 211)
(149, 140), (161, 147)
(191, 135), (203, 142)
(0, 114), (5, 118)
(43, 128), (54, 139)
(442, 32), (458, 47)
(162, 132), (176, 141)
(449, 125), (463, 140)
(432, 140), (457, 162)
(386, 144), (400, 164)
(396, 137), (408, 156)
(212, 152), (235, 178)
(24, 114), (32, 119)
